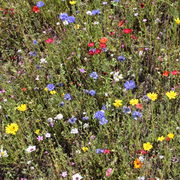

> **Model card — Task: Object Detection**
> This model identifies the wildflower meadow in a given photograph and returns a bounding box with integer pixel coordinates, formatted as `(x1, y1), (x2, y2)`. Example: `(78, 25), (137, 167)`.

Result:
(0, 0), (180, 179)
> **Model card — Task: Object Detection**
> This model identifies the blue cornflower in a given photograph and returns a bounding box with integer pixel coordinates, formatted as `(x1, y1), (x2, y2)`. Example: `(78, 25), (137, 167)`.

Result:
(88, 90), (96, 96)
(36, 1), (45, 8)
(122, 106), (131, 114)
(90, 72), (99, 80)
(91, 9), (100, 15)
(124, 80), (136, 90)
(59, 101), (65, 106)
(47, 84), (55, 91)
(58, 83), (64, 87)
(64, 93), (72, 100)
(94, 110), (105, 120)
(68, 117), (77, 124)
(82, 116), (89, 121)
(59, 13), (68, 21)
(117, 55), (126, 61)
(67, 16), (76, 23)
(99, 117), (108, 125)
(96, 149), (104, 154)
(33, 40), (38, 45)
(132, 111), (142, 120)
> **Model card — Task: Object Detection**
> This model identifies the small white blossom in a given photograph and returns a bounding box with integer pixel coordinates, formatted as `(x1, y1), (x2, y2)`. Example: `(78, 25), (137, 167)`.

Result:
(86, 11), (92, 15)
(45, 133), (51, 138)
(54, 113), (63, 120)
(40, 58), (47, 64)
(63, 20), (69, 25)
(72, 173), (83, 180)
(26, 146), (36, 153)
(0, 148), (8, 158)
(70, 128), (79, 134)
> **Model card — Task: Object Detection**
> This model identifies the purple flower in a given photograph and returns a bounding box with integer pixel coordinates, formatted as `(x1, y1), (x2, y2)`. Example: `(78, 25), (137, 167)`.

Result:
(68, 117), (77, 124)
(79, 68), (86, 73)
(90, 72), (99, 80)
(117, 55), (126, 61)
(47, 84), (55, 91)
(132, 111), (142, 120)
(124, 80), (136, 90)
(91, 9), (100, 15)
(36, 1), (45, 8)
(37, 136), (43, 141)
(59, 13), (68, 21)
(64, 93), (72, 100)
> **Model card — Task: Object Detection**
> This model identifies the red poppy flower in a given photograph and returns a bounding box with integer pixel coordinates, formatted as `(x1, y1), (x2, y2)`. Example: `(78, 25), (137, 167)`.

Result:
(140, 3), (145, 8)
(32, 6), (40, 13)
(123, 29), (133, 34)
(130, 35), (138, 39)
(88, 42), (95, 47)
(137, 150), (148, 155)
(45, 38), (54, 44)
(95, 48), (102, 54)
(162, 71), (169, 77)
(171, 70), (178, 75)
(88, 51), (95, 55)
(103, 149), (110, 154)
(99, 43), (107, 48)
(118, 20), (125, 27)
(109, 31), (115, 36)
(165, 137), (171, 141)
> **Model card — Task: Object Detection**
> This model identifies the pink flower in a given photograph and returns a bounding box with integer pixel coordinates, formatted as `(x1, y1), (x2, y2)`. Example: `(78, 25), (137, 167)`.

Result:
(106, 168), (113, 177)
(61, 171), (68, 178)
(45, 38), (54, 44)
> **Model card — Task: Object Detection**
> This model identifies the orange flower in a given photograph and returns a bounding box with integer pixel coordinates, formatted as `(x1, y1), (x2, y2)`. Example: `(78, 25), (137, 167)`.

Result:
(162, 71), (169, 77)
(118, 20), (125, 27)
(99, 37), (108, 44)
(133, 158), (143, 168)
(21, 88), (27, 92)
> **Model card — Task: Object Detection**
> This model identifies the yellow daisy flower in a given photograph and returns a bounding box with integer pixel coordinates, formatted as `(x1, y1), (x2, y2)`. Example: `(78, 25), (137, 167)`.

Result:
(143, 142), (153, 151)
(113, 99), (123, 108)
(174, 18), (180, 24)
(147, 92), (158, 101)
(69, 1), (77, 5)
(157, 136), (165, 142)
(50, 90), (57, 95)
(17, 104), (27, 111)
(5, 123), (19, 135)
(129, 99), (139, 106)
(81, 147), (88, 152)
(166, 91), (177, 99)
(167, 133), (174, 139)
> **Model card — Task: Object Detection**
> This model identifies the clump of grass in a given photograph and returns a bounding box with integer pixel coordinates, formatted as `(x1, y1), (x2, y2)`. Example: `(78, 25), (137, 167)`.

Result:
(0, 0), (179, 179)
